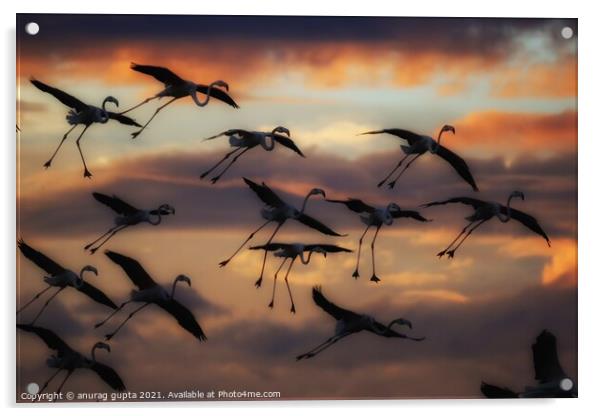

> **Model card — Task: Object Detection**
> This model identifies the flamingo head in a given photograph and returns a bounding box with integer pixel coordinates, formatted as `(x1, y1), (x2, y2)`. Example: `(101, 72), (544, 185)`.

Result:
(157, 204), (176, 216)
(308, 188), (326, 198)
(510, 190), (525, 201)
(91, 342), (111, 362)
(210, 80), (229, 91)
(102, 96), (119, 110)
(175, 274), (192, 287)
(441, 124), (455, 135)
(77, 265), (98, 288)
(272, 126), (290, 137)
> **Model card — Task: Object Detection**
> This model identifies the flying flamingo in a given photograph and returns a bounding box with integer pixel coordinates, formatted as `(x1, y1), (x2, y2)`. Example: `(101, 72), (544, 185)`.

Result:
(481, 330), (576, 398)
(18, 324), (125, 397)
(30, 79), (141, 178)
(96, 251), (207, 342)
(361, 125), (478, 191)
(296, 286), (425, 360)
(84, 192), (175, 254)
(17, 240), (116, 324)
(120, 63), (238, 138)
(219, 178), (345, 288)
(200, 126), (304, 183)
(248, 243), (352, 313)
(327, 198), (430, 282)
(422, 191), (550, 259)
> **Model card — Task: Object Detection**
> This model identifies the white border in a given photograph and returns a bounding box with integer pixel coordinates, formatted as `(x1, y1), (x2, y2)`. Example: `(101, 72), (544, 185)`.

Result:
(3, 1), (601, 414)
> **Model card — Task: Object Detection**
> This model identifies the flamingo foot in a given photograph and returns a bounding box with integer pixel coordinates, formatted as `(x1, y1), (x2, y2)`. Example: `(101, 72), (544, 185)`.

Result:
(218, 259), (230, 268)
(290, 305), (296, 314)
(377, 179), (386, 188)
(436, 250), (446, 258)
(83, 170), (93, 179)
(268, 301), (274, 309)
(387, 181), (396, 189)
(43, 160), (52, 169)
(352, 269), (360, 279)
(200, 171), (210, 179)
(94, 322), (104, 329)
(446, 250), (456, 259)
(370, 275), (381, 283)
(210, 176), (220, 184)
(131, 131), (142, 139)
(104, 333), (114, 341)
(89, 247), (98, 255)
(254, 277), (263, 288)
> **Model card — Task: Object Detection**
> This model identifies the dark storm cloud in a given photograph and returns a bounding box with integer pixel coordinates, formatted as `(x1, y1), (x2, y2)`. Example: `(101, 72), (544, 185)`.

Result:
(17, 14), (576, 58)
(18, 147), (576, 239)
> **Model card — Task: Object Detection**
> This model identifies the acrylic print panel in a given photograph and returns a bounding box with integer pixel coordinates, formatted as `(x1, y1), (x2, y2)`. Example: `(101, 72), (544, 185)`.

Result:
(16, 14), (577, 402)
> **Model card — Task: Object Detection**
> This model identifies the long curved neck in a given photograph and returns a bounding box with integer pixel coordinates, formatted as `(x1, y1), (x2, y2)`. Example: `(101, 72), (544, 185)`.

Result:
(300, 193), (317, 213)
(260, 134), (276, 151)
(77, 268), (88, 288)
(499, 195), (514, 223)
(431, 128), (446, 152)
(148, 210), (163, 225)
(170, 278), (183, 299)
(192, 82), (219, 107)
(300, 250), (314, 265)
(90, 345), (99, 362)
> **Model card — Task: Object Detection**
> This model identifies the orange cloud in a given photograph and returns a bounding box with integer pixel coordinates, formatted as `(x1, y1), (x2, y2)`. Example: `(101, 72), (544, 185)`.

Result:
(451, 110), (577, 158)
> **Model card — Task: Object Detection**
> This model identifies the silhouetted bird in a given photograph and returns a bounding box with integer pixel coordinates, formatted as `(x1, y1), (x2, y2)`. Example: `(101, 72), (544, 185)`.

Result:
(17, 324), (125, 396)
(85, 192), (175, 254)
(481, 330), (576, 398)
(249, 243), (352, 313)
(17, 239), (116, 324)
(201, 126), (304, 183)
(361, 125), (478, 190)
(422, 191), (550, 258)
(297, 287), (425, 360)
(30, 78), (140, 178)
(219, 178), (345, 289)
(96, 251), (207, 342)
(327, 198), (430, 282)
(120, 63), (238, 138)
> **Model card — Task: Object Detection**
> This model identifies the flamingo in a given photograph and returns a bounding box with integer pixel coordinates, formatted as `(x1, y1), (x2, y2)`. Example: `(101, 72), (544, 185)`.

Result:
(248, 243), (352, 313)
(96, 251), (206, 342)
(361, 125), (478, 191)
(84, 192), (175, 254)
(200, 126), (304, 183)
(296, 286), (425, 360)
(120, 63), (238, 139)
(17, 240), (116, 324)
(421, 191), (551, 259)
(18, 324), (125, 397)
(30, 79), (141, 178)
(219, 178), (345, 289)
(327, 198), (430, 282)
(481, 330), (576, 398)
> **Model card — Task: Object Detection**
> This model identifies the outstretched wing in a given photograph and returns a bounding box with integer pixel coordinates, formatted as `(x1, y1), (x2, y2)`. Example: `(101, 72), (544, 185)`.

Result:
(480, 382), (519, 398)
(18, 239), (65, 276)
(92, 193), (139, 216)
(249, 243), (292, 251)
(30, 79), (88, 111)
(435, 145), (479, 191)
(107, 112), (142, 127)
(271, 134), (305, 157)
(421, 197), (487, 210)
(156, 298), (207, 342)
(532, 330), (566, 384)
(89, 362), (126, 391)
(243, 177), (286, 208)
(391, 210), (431, 222)
(503, 207), (551, 247)
(360, 128), (423, 146)
(326, 198), (375, 214)
(17, 324), (72, 353)
(130, 63), (184, 86)
(296, 213), (345, 237)
(196, 84), (239, 108)
(104, 251), (157, 290)
(76, 281), (117, 310)
(203, 129), (250, 141)
(311, 286), (359, 321)
(304, 244), (352, 253)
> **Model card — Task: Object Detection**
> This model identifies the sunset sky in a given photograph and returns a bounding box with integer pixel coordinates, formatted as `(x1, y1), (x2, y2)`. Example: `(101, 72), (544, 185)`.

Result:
(16, 14), (577, 400)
